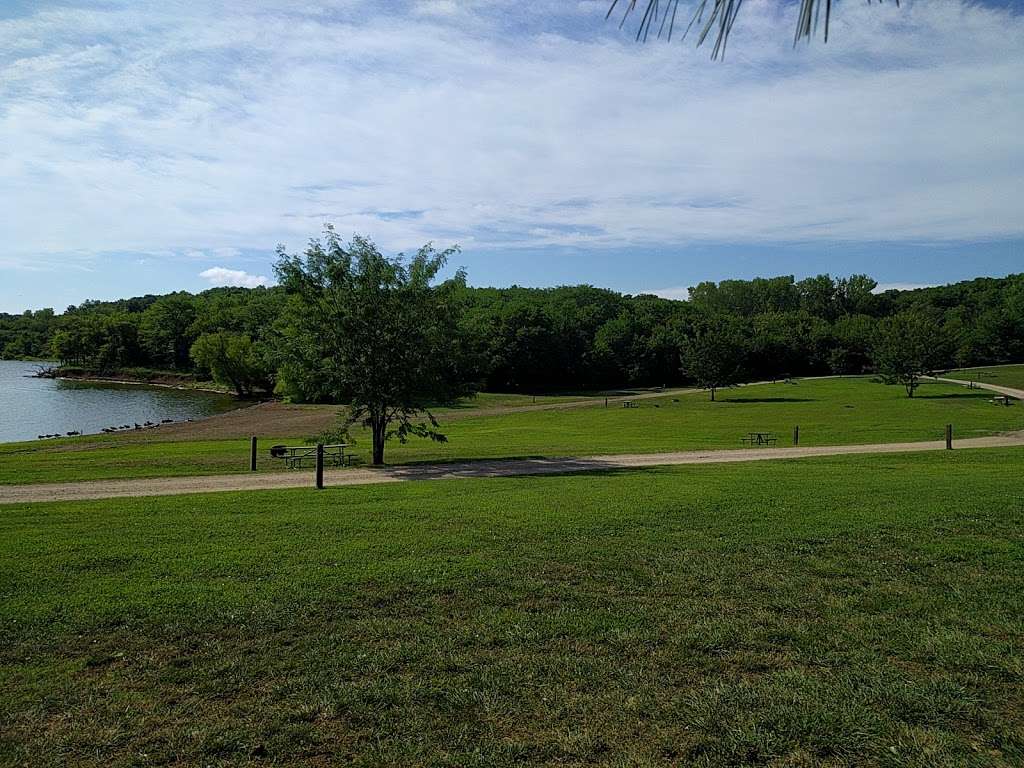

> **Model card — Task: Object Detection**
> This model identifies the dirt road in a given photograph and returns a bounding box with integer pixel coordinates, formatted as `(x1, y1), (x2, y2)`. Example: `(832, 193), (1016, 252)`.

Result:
(3, 431), (1022, 504)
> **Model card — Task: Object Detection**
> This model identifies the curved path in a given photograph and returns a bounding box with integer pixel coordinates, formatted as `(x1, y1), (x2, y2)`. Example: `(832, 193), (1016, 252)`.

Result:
(2, 431), (1021, 505)
(929, 376), (1024, 401)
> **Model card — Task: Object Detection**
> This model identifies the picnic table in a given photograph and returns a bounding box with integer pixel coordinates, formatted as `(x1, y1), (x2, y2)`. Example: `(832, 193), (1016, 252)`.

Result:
(741, 432), (778, 447)
(621, 400), (637, 408)
(269, 443), (352, 469)
(990, 395), (1014, 406)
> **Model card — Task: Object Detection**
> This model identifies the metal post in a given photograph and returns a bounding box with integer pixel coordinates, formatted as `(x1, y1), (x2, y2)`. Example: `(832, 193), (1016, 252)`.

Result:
(793, 425), (799, 446)
(249, 436), (258, 471)
(315, 443), (324, 488)
(945, 424), (953, 450)
(604, 397), (608, 408)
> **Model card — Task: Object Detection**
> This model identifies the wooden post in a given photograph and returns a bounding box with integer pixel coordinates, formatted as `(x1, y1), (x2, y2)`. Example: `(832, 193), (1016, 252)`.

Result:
(945, 424), (953, 450)
(249, 436), (257, 471)
(604, 397), (608, 408)
(315, 443), (324, 489)
(793, 425), (799, 446)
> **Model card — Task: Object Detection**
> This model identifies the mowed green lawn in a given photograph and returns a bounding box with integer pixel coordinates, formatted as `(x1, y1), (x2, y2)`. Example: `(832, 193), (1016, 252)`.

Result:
(2, 377), (1022, 485)
(948, 364), (1024, 392)
(1, 449), (1022, 766)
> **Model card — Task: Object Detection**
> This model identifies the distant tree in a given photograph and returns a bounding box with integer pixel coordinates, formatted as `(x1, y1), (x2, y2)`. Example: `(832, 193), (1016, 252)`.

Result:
(94, 313), (142, 371)
(797, 274), (839, 321)
(829, 314), (876, 374)
(679, 316), (748, 401)
(750, 311), (830, 379)
(274, 228), (474, 465)
(139, 293), (198, 370)
(872, 311), (948, 397)
(690, 276), (799, 317)
(190, 332), (271, 397)
(835, 274), (878, 316)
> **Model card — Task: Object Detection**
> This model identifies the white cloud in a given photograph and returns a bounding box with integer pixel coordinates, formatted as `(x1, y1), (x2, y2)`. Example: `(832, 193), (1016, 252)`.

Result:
(0, 0), (1021, 270)
(199, 267), (270, 288)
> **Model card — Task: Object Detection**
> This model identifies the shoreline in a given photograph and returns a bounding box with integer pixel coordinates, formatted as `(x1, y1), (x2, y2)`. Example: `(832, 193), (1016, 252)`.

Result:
(54, 373), (236, 396)
(2, 362), (266, 444)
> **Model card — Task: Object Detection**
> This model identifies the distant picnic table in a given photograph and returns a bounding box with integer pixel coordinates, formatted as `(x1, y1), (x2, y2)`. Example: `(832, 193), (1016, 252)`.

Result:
(269, 443), (352, 469)
(742, 432), (778, 447)
(990, 395), (1014, 406)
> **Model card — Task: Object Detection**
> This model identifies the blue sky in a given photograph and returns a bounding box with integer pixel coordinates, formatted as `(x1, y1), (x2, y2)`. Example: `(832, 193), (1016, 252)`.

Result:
(1, 0), (1022, 312)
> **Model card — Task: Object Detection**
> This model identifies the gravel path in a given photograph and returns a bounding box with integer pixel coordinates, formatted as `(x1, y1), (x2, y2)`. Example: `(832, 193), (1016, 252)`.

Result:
(3, 431), (1021, 505)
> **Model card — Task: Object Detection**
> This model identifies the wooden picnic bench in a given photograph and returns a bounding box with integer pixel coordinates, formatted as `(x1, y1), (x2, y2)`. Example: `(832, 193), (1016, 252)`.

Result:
(990, 395), (1014, 406)
(741, 431), (778, 447)
(269, 443), (352, 469)
(621, 400), (637, 408)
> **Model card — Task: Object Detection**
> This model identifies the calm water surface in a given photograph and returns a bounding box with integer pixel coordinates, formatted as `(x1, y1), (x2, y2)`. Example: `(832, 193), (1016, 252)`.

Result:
(0, 360), (240, 443)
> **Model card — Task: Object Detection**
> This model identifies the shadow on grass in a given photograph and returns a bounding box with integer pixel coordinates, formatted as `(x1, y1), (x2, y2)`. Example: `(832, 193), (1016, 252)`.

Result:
(376, 455), (664, 482)
(387, 454), (560, 468)
(914, 393), (992, 400)
(721, 397), (816, 404)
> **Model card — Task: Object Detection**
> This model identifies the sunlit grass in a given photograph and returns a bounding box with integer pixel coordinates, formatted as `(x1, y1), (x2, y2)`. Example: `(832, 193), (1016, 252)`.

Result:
(1, 449), (1022, 765)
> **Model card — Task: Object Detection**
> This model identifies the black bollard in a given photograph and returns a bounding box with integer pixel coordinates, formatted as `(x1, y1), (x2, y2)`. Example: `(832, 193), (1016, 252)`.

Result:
(793, 425), (799, 446)
(315, 443), (325, 489)
(945, 424), (953, 450)
(250, 436), (258, 471)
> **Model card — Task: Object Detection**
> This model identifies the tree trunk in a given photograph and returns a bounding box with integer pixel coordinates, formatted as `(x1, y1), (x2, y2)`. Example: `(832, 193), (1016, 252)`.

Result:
(371, 415), (386, 465)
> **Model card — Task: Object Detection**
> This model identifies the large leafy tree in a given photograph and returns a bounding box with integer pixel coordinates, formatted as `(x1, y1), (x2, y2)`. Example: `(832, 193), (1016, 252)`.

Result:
(872, 311), (949, 397)
(274, 228), (474, 465)
(679, 315), (749, 401)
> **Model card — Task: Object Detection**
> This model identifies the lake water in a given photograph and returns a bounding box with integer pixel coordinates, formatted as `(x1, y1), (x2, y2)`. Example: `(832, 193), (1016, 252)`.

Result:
(0, 360), (241, 443)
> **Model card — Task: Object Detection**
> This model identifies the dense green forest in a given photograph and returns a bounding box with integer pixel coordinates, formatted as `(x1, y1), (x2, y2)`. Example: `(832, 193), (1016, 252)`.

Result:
(2, 272), (1022, 398)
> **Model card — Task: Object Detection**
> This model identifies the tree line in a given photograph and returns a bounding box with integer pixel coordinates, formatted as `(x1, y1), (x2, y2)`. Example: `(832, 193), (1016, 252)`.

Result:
(2, 248), (1022, 402)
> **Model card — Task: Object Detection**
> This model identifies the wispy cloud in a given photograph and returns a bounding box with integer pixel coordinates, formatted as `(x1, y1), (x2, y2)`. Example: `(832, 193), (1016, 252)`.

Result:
(0, 0), (1021, 271)
(198, 267), (270, 288)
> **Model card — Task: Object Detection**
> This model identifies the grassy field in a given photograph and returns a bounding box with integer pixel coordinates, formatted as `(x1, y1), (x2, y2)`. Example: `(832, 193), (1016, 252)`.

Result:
(2, 377), (1022, 485)
(947, 364), (1024, 392)
(1, 449), (1022, 766)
